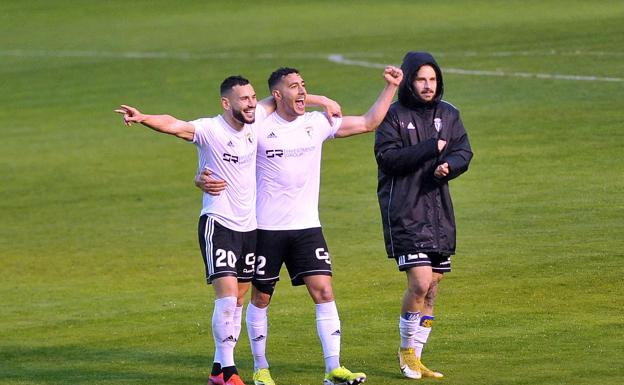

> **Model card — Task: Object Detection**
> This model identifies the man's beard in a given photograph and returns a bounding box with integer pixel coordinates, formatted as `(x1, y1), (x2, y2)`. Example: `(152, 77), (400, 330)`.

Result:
(233, 108), (255, 125)
(419, 90), (435, 101)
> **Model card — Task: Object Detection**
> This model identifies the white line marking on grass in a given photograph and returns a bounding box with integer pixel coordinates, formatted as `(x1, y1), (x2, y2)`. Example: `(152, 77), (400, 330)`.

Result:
(0, 49), (338, 60)
(0, 49), (252, 60)
(442, 68), (624, 82)
(435, 50), (624, 58)
(2, 49), (621, 82)
(327, 54), (386, 69)
(1, 49), (353, 60)
(327, 54), (623, 82)
(2, 49), (622, 59)
(3, 49), (622, 59)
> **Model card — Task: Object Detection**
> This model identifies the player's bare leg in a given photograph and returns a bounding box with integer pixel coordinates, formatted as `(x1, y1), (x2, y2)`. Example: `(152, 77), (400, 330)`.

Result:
(398, 268), (443, 379)
(303, 275), (366, 384)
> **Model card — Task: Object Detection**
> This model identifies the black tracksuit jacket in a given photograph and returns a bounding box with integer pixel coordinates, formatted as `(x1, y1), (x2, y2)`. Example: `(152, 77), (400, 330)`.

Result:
(374, 51), (473, 258)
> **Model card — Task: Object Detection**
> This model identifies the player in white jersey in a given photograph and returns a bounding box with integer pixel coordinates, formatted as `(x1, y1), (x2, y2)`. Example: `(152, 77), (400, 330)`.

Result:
(197, 66), (403, 385)
(116, 75), (340, 385)
(115, 76), (270, 385)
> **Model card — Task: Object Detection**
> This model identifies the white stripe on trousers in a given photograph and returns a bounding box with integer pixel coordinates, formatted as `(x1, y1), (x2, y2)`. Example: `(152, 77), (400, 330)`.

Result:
(204, 217), (215, 276)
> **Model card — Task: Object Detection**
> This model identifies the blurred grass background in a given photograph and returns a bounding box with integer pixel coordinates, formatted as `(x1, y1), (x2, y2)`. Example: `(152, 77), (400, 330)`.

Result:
(1, 1), (623, 384)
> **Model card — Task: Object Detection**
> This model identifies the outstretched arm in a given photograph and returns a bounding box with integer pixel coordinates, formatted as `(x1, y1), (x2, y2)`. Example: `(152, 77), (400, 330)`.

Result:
(335, 66), (402, 138)
(114, 105), (195, 141)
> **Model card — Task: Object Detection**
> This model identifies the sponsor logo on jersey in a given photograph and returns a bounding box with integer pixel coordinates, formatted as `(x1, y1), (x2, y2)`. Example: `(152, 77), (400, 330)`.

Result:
(223, 152), (255, 165)
(265, 146), (315, 159)
(223, 153), (239, 163)
(434, 118), (442, 132)
(265, 146), (316, 158)
(266, 149), (284, 158)
(227, 140), (235, 147)
(267, 132), (277, 138)
(407, 122), (416, 129)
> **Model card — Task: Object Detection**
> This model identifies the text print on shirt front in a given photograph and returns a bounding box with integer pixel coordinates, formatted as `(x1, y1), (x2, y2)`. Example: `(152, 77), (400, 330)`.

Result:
(222, 151), (255, 164)
(264, 146), (315, 158)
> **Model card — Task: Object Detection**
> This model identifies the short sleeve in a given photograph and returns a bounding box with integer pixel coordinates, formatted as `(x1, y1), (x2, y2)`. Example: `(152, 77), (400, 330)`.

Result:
(190, 118), (210, 147)
(328, 115), (343, 138)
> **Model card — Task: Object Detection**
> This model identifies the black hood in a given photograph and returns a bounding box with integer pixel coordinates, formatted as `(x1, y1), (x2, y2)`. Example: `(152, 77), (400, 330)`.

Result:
(398, 51), (444, 109)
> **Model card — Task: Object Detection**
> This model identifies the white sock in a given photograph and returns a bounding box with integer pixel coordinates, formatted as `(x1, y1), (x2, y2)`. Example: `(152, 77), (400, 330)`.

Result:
(234, 305), (243, 341)
(414, 315), (434, 358)
(316, 301), (341, 372)
(212, 304), (243, 367)
(231, 305), (243, 362)
(399, 311), (420, 349)
(212, 296), (237, 368)
(246, 302), (269, 370)
(212, 349), (220, 366)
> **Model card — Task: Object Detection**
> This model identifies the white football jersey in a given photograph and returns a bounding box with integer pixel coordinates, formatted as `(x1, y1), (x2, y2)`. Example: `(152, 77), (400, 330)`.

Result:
(256, 111), (342, 230)
(191, 105), (268, 231)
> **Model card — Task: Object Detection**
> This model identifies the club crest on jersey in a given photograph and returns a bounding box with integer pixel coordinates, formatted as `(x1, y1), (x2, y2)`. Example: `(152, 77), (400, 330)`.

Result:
(305, 126), (313, 137)
(434, 118), (442, 132)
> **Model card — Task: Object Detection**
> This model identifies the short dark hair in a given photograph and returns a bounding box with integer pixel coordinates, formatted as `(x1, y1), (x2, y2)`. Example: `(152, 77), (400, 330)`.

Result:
(220, 75), (250, 96)
(268, 67), (299, 91)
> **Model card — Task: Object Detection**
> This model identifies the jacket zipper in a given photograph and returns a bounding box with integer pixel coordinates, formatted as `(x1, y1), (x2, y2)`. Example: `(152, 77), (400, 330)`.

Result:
(432, 107), (441, 250)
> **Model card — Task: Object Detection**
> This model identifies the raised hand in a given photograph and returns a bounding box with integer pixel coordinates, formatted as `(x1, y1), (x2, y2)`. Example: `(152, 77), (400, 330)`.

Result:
(384, 66), (403, 86)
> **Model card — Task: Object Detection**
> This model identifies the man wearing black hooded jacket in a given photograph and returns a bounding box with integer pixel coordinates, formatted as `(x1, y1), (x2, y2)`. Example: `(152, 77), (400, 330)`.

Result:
(375, 51), (473, 380)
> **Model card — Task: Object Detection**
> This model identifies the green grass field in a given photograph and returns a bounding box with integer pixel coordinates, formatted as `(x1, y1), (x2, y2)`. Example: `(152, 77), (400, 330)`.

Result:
(1, 1), (623, 384)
